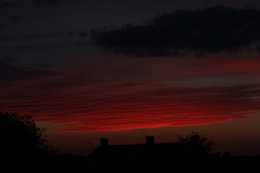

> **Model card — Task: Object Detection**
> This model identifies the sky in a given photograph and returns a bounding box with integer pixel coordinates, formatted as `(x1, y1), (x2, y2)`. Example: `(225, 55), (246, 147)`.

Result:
(1, 0), (260, 155)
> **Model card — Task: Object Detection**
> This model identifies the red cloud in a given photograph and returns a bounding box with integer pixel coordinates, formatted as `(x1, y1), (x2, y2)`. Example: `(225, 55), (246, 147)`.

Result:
(0, 55), (260, 132)
(1, 84), (259, 132)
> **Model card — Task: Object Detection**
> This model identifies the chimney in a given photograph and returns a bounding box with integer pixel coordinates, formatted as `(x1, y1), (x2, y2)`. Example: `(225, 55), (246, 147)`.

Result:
(100, 138), (108, 147)
(146, 136), (154, 145)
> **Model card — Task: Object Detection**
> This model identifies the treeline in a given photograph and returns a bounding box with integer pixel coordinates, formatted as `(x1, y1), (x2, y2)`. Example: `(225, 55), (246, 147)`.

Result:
(0, 112), (259, 172)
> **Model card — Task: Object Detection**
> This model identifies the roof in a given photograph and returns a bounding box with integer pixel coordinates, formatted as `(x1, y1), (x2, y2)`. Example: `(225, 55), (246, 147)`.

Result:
(88, 142), (204, 162)
(86, 140), (212, 172)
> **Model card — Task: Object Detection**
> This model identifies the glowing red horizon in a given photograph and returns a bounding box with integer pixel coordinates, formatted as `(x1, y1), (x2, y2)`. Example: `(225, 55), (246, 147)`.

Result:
(1, 54), (259, 132)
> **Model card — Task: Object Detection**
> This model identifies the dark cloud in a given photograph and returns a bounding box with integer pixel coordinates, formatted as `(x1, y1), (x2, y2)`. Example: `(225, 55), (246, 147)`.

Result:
(0, 0), (59, 8)
(92, 6), (260, 56)
(0, 60), (54, 81)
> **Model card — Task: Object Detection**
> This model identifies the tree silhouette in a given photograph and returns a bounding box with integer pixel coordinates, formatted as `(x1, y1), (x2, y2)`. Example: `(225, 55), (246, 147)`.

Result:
(0, 112), (50, 161)
(178, 132), (216, 154)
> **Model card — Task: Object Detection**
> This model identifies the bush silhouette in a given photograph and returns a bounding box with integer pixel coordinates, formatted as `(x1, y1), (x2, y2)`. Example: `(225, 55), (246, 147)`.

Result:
(0, 112), (50, 161)
(178, 132), (216, 154)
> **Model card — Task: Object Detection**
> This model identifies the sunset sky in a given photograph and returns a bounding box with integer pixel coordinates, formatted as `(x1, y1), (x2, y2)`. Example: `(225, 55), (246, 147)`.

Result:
(1, 0), (260, 155)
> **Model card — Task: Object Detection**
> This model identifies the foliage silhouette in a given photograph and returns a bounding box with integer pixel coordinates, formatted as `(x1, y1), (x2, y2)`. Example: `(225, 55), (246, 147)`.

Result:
(178, 132), (216, 154)
(0, 112), (50, 161)
(0, 112), (88, 172)
(0, 112), (259, 172)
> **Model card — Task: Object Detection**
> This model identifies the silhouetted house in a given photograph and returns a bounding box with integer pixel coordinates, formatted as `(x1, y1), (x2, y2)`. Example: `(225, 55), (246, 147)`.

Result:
(87, 136), (209, 172)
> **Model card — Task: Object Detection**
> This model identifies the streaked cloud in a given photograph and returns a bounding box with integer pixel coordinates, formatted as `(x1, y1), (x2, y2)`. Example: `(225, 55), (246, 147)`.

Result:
(1, 56), (259, 132)
(0, 60), (54, 81)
